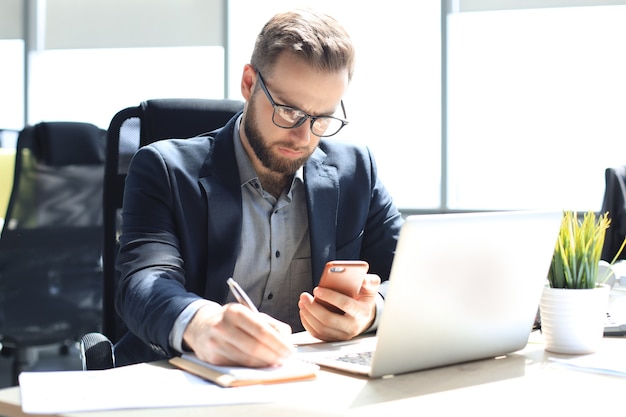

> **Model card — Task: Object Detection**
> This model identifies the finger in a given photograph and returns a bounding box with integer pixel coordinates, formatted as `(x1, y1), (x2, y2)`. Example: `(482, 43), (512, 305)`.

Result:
(190, 316), (262, 367)
(313, 286), (352, 315)
(298, 293), (325, 339)
(265, 314), (293, 337)
(187, 304), (290, 368)
(205, 333), (268, 367)
(299, 305), (325, 340)
(312, 284), (377, 339)
(299, 293), (351, 341)
(359, 274), (381, 295)
(223, 306), (294, 362)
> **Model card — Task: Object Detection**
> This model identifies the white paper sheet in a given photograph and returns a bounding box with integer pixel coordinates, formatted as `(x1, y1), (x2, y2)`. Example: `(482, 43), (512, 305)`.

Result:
(548, 355), (626, 377)
(19, 362), (273, 414)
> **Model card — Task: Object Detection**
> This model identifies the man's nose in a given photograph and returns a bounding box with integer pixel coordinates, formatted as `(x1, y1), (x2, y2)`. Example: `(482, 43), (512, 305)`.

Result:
(290, 121), (311, 145)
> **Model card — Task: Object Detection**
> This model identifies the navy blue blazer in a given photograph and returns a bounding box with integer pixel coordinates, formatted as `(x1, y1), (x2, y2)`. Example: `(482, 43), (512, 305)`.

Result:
(114, 113), (404, 364)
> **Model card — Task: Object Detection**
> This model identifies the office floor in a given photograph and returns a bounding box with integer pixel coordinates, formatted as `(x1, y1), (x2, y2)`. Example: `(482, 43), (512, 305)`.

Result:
(0, 343), (82, 389)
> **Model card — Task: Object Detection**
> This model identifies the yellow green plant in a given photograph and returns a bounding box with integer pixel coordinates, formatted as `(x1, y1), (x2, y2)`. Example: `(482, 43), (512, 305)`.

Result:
(548, 211), (625, 289)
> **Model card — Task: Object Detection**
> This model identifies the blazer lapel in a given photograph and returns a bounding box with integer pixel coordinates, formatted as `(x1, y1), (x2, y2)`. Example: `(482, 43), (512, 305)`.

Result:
(198, 121), (242, 301)
(304, 147), (339, 284)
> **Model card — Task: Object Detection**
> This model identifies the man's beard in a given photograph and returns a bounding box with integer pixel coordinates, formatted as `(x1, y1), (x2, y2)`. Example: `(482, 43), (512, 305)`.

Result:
(243, 102), (313, 176)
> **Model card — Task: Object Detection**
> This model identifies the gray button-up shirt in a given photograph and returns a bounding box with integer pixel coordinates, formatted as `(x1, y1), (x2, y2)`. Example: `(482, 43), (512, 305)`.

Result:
(169, 116), (312, 351)
(225, 116), (312, 331)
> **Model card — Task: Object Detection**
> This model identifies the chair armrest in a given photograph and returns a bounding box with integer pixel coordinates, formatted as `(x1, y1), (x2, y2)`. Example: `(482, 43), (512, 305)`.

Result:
(80, 333), (115, 370)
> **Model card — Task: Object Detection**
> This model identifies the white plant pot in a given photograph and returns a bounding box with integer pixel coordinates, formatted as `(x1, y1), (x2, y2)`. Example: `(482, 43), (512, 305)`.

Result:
(539, 284), (610, 354)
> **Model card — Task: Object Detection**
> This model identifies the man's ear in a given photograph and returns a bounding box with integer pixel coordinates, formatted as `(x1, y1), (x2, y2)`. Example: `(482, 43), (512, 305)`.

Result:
(240, 64), (256, 101)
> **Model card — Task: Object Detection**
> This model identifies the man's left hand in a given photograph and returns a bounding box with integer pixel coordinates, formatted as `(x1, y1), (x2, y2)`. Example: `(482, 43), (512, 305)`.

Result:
(298, 273), (380, 341)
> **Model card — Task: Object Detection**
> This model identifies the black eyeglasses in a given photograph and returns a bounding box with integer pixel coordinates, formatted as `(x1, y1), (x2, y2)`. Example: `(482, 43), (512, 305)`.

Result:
(255, 70), (348, 137)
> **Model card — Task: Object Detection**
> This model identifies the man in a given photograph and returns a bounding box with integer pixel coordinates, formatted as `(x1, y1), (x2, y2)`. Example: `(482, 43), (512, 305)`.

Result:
(114, 9), (404, 368)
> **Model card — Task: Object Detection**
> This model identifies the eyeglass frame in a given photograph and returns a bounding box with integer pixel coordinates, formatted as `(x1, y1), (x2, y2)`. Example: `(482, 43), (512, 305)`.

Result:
(254, 69), (349, 138)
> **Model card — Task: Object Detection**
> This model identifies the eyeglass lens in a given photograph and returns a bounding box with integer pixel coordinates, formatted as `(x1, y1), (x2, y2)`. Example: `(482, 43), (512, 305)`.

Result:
(256, 69), (347, 137)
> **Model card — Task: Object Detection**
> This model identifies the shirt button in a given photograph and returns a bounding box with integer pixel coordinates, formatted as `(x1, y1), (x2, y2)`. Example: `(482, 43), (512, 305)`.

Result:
(267, 293), (274, 300)
(275, 250), (280, 258)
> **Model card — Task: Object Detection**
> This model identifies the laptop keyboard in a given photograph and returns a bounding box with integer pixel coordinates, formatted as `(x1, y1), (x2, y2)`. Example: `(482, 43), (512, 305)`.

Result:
(335, 351), (374, 366)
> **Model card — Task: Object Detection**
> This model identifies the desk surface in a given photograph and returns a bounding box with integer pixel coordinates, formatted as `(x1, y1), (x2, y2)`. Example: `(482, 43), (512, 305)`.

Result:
(1, 332), (624, 417)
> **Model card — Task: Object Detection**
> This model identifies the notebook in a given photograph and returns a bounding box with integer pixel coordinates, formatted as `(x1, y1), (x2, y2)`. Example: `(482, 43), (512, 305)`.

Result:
(169, 354), (319, 387)
(296, 210), (563, 378)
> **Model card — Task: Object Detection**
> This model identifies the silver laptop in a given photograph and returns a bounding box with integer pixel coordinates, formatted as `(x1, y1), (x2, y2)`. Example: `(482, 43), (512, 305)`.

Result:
(296, 211), (562, 378)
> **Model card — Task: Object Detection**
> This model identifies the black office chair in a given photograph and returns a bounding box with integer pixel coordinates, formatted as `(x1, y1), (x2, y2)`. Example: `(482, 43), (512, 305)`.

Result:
(600, 165), (626, 263)
(0, 122), (106, 385)
(81, 98), (243, 370)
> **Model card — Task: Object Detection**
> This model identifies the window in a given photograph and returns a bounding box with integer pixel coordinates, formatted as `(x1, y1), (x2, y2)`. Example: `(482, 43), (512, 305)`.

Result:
(19, 1), (624, 212)
(28, 46), (224, 129)
(447, 5), (626, 211)
(26, 0), (226, 129)
(0, 40), (24, 130)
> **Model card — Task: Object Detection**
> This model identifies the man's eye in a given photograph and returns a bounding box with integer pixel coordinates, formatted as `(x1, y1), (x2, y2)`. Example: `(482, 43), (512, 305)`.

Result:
(278, 107), (303, 122)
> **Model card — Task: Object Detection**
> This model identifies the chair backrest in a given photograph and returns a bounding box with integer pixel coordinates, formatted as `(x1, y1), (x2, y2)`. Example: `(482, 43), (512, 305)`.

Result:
(601, 165), (626, 262)
(103, 98), (244, 342)
(3, 122), (106, 230)
(0, 121), (107, 351)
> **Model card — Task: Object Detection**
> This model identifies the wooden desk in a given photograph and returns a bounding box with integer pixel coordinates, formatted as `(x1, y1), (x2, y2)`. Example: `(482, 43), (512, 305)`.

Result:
(1, 333), (624, 417)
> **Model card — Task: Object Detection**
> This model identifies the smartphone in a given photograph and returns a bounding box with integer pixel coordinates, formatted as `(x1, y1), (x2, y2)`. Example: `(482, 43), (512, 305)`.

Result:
(315, 260), (369, 314)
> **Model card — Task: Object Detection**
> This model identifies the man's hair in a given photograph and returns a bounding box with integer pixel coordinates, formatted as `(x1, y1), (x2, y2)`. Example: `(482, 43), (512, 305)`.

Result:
(250, 9), (355, 81)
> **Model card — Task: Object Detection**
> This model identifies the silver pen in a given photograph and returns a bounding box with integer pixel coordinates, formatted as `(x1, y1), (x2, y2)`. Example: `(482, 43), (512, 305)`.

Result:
(226, 278), (259, 313)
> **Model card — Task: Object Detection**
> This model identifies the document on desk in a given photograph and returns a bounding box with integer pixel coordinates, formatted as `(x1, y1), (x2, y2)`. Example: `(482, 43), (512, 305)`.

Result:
(18, 362), (276, 414)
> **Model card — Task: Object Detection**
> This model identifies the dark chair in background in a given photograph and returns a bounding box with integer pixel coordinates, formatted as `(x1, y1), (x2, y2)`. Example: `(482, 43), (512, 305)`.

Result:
(83, 98), (243, 370)
(0, 121), (106, 384)
(601, 165), (626, 262)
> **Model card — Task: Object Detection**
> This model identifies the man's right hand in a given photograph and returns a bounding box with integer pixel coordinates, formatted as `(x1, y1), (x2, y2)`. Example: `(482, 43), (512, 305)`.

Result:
(182, 303), (293, 368)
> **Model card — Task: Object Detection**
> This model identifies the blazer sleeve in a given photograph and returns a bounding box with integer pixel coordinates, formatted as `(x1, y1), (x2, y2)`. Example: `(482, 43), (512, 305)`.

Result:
(115, 143), (205, 358)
